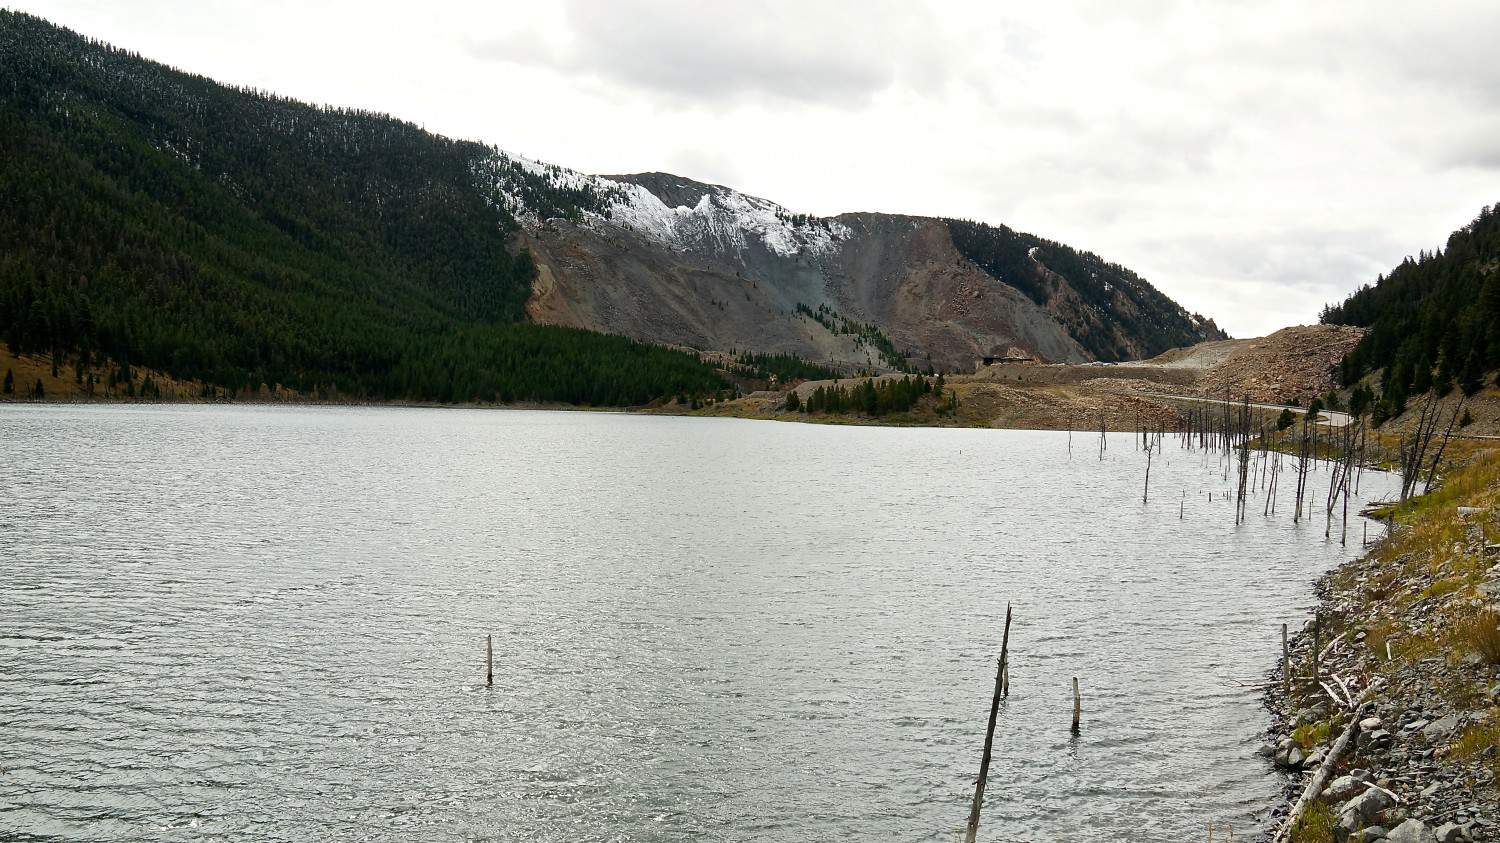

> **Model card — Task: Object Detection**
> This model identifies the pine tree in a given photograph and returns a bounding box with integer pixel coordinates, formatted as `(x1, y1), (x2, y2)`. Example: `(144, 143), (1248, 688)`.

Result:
(2, 368), (11, 394)
(1459, 350), (1485, 396)
(784, 390), (800, 411)
(32, 378), (44, 399)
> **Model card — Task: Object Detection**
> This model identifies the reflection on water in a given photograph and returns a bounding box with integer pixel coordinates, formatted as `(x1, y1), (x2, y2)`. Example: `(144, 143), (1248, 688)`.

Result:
(0, 405), (1398, 841)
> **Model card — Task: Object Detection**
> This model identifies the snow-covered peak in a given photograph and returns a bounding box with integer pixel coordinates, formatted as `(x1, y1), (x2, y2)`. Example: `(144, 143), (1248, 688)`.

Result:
(474, 150), (848, 259)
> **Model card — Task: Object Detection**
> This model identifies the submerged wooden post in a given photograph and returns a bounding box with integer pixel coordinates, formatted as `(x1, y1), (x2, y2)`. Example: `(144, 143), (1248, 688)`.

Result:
(1281, 624), (1290, 700)
(486, 634), (493, 687)
(964, 603), (1013, 843)
(1071, 678), (1081, 733)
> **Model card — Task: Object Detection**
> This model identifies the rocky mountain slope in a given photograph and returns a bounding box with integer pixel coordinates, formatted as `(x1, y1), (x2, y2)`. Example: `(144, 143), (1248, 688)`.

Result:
(482, 154), (1226, 372)
(1140, 325), (1367, 404)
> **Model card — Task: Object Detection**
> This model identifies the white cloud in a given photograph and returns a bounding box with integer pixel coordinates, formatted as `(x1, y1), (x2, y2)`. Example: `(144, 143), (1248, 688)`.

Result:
(12, 0), (1500, 338)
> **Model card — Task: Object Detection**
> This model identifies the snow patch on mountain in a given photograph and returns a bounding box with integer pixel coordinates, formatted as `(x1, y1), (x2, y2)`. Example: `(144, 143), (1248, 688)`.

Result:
(478, 151), (848, 259)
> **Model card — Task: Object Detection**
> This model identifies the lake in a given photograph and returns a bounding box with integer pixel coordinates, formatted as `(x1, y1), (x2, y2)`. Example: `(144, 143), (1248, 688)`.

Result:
(0, 405), (1399, 841)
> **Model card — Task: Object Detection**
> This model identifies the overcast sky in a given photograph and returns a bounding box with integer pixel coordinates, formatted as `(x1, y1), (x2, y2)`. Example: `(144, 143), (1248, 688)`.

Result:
(15, 1), (1500, 337)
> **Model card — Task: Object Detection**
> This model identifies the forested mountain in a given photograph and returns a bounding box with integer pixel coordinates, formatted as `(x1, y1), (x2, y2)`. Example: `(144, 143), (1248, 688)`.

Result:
(1, 11), (1225, 405)
(0, 11), (726, 404)
(1322, 203), (1500, 420)
(944, 219), (1219, 361)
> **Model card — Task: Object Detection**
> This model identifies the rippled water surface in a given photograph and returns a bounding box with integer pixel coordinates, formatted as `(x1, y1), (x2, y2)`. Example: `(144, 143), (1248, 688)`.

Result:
(1, 405), (1400, 841)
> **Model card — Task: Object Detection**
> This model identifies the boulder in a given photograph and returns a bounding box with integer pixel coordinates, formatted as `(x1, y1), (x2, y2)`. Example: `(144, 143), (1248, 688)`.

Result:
(1343, 787), (1396, 823)
(1338, 808), (1367, 840)
(1386, 819), (1438, 843)
(1275, 737), (1307, 769)
(1432, 822), (1463, 843)
(1324, 775), (1363, 802)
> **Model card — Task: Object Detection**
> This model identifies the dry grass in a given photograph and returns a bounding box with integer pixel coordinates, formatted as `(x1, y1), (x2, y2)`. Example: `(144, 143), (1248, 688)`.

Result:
(1362, 618), (1402, 662)
(1456, 610), (1500, 666)
(1448, 718), (1500, 783)
(1289, 800), (1336, 843)
(1449, 719), (1500, 760)
(1420, 576), (1467, 600)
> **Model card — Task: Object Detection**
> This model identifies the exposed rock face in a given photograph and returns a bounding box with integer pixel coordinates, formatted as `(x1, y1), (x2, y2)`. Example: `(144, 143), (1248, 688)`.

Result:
(488, 154), (1225, 371)
(524, 209), (1089, 373)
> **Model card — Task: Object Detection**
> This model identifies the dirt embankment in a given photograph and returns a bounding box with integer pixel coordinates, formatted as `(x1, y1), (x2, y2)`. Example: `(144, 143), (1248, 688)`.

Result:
(1135, 325), (1367, 405)
(683, 373), (1187, 432)
(688, 325), (1369, 432)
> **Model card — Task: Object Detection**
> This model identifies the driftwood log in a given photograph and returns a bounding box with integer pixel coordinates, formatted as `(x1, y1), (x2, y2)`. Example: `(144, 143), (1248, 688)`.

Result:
(1272, 680), (1384, 843)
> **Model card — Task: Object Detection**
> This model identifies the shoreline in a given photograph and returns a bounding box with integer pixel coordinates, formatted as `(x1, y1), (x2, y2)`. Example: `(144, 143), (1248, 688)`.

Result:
(1261, 452), (1500, 842)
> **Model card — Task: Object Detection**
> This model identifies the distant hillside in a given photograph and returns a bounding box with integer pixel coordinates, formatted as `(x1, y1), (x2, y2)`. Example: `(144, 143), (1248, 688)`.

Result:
(499, 162), (1226, 371)
(1322, 203), (1500, 420)
(0, 11), (726, 404)
(0, 11), (1226, 406)
(944, 219), (1222, 361)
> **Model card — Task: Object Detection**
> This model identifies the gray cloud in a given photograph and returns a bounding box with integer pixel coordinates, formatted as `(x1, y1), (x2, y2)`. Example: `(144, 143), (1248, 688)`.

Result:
(469, 0), (950, 106)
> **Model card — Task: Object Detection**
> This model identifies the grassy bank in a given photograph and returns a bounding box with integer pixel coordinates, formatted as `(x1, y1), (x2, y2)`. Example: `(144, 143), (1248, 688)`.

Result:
(1273, 449), (1500, 842)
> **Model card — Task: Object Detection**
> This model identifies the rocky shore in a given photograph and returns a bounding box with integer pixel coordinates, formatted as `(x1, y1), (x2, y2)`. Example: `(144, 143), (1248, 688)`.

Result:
(1262, 454), (1500, 842)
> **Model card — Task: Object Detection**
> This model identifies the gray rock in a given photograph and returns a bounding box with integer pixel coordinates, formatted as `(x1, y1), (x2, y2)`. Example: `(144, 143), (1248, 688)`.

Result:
(1433, 822), (1463, 843)
(1423, 715), (1459, 742)
(1362, 716), (1386, 731)
(1386, 819), (1438, 843)
(1339, 808), (1367, 840)
(1326, 775), (1363, 802)
(1364, 729), (1394, 751)
(1344, 786), (1397, 822)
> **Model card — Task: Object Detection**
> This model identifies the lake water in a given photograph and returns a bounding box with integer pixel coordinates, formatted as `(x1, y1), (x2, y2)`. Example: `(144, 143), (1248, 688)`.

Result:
(0, 405), (1399, 842)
